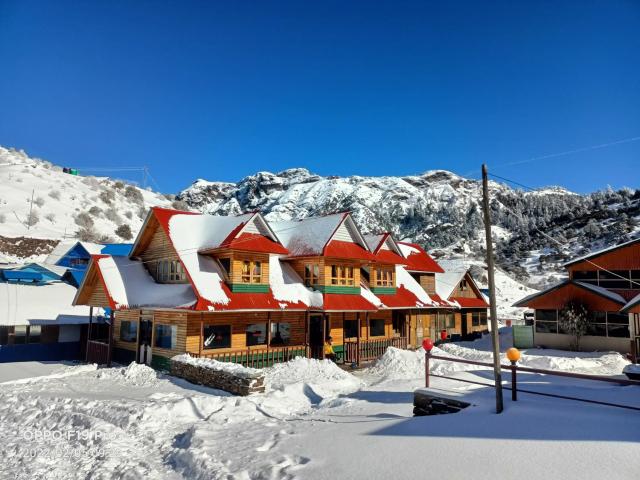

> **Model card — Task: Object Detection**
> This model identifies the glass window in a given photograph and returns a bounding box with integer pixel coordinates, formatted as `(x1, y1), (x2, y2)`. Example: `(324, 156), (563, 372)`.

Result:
(607, 312), (629, 324)
(246, 323), (267, 346)
(270, 323), (290, 346)
(375, 267), (394, 287)
(154, 324), (177, 349)
(535, 321), (558, 334)
(304, 263), (320, 286)
(472, 311), (487, 327)
(536, 310), (557, 321)
(344, 320), (358, 339)
(572, 270), (598, 284)
(459, 279), (468, 291)
(14, 326), (27, 344)
(330, 264), (355, 286)
(156, 260), (187, 283)
(586, 322), (607, 337)
(607, 323), (630, 338)
(369, 319), (385, 337)
(445, 313), (455, 329)
(0, 327), (8, 345)
(241, 260), (262, 284)
(28, 325), (41, 343)
(203, 325), (231, 349)
(120, 320), (138, 342)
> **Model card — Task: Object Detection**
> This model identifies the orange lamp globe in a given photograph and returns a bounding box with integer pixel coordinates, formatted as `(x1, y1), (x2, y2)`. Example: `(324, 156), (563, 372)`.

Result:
(506, 347), (521, 363)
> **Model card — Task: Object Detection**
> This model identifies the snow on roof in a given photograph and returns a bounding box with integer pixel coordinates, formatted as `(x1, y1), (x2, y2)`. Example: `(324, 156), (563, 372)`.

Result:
(28, 262), (68, 277)
(360, 284), (384, 308)
(564, 237), (640, 267)
(364, 234), (386, 252)
(513, 280), (627, 308)
(271, 214), (345, 257)
(97, 256), (196, 309)
(269, 256), (323, 308)
(397, 242), (444, 273)
(167, 212), (254, 306)
(396, 265), (436, 307)
(435, 260), (468, 300)
(0, 282), (92, 326)
(45, 240), (77, 265)
(79, 242), (105, 255)
(622, 292), (640, 312)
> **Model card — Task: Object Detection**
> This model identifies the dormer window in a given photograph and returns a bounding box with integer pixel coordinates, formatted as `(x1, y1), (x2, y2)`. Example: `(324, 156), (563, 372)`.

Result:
(459, 279), (468, 291)
(156, 260), (187, 283)
(375, 267), (394, 287)
(304, 263), (320, 286)
(331, 265), (354, 286)
(241, 260), (262, 284)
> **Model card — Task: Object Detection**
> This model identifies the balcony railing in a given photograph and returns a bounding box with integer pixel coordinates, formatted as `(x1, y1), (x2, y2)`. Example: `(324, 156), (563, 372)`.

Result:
(343, 336), (408, 364)
(192, 345), (308, 368)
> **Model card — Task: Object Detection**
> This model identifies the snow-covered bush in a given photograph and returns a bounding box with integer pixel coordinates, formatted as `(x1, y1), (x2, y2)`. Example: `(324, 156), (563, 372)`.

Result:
(124, 185), (144, 204)
(99, 188), (116, 204)
(77, 226), (99, 242)
(0, 213), (5, 223)
(48, 189), (61, 200)
(75, 212), (94, 229)
(115, 224), (133, 240)
(104, 207), (121, 224)
(559, 302), (590, 351)
(136, 205), (147, 220)
(26, 210), (39, 227)
(88, 206), (102, 217)
(34, 196), (45, 208)
(45, 213), (56, 223)
(113, 181), (125, 190)
(124, 211), (133, 220)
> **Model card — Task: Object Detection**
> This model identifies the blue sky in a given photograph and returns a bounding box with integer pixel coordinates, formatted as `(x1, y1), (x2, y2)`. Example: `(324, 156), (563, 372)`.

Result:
(0, 1), (638, 193)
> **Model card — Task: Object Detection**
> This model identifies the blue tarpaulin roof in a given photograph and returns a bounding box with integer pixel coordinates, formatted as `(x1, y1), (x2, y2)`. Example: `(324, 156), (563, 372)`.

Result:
(100, 243), (133, 256)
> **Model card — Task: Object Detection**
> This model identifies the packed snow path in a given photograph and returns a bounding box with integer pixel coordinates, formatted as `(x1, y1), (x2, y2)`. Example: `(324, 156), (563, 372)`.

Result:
(0, 343), (638, 480)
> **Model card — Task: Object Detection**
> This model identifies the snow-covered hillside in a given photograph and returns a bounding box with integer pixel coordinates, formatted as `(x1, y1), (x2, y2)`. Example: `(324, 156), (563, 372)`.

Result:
(0, 146), (172, 242)
(179, 168), (640, 288)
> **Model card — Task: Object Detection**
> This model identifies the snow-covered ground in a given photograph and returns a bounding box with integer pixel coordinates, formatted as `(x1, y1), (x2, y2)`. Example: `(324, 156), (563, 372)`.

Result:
(1, 331), (638, 480)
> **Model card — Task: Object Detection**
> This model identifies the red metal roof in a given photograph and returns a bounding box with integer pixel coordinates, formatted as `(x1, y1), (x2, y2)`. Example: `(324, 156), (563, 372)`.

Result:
(152, 206), (199, 231)
(376, 286), (422, 309)
(375, 249), (407, 265)
(429, 293), (454, 308)
(219, 233), (289, 254)
(323, 240), (377, 261)
(451, 297), (489, 308)
(399, 242), (444, 273)
(322, 293), (378, 311)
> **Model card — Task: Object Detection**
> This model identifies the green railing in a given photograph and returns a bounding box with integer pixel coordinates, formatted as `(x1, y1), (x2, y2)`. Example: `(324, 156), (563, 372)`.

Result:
(193, 345), (308, 368)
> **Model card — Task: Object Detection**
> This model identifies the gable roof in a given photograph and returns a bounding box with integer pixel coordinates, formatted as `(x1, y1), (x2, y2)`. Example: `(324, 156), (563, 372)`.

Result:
(272, 213), (375, 260)
(45, 240), (131, 265)
(564, 237), (640, 268)
(434, 260), (469, 299)
(397, 242), (444, 273)
(365, 233), (407, 265)
(512, 280), (627, 308)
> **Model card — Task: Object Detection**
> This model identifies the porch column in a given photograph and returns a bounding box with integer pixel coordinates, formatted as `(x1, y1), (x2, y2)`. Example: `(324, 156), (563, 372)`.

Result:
(266, 312), (272, 352)
(356, 312), (361, 366)
(199, 312), (203, 357)
(107, 311), (114, 367)
(320, 313), (327, 359)
(304, 311), (310, 358)
(85, 306), (93, 362)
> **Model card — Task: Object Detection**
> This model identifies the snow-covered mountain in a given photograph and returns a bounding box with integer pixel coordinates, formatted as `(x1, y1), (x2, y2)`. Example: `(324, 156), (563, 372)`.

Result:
(0, 146), (172, 258)
(178, 168), (640, 288)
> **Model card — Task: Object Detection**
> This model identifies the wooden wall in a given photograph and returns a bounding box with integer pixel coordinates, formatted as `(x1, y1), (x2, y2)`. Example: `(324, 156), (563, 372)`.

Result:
(419, 274), (436, 295)
(229, 252), (270, 284)
(523, 283), (624, 311)
(184, 311), (306, 354)
(329, 310), (393, 344)
(567, 241), (640, 272)
(114, 310), (140, 354)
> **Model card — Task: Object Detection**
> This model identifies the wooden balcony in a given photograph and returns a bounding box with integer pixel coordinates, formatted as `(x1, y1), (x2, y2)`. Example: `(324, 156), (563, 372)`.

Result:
(343, 336), (408, 364)
(191, 345), (308, 368)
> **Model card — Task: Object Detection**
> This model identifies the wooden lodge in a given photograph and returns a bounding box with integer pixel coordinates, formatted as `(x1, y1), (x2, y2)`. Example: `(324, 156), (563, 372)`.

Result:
(73, 207), (488, 369)
(514, 238), (640, 361)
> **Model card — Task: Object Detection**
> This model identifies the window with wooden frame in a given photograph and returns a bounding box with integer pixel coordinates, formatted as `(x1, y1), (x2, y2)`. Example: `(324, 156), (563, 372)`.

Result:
(303, 263), (320, 287)
(330, 264), (354, 286)
(375, 266), (394, 287)
(369, 319), (386, 337)
(155, 260), (187, 283)
(241, 260), (262, 284)
(120, 320), (138, 342)
(203, 324), (232, 349)
(459, 278), (468, 291)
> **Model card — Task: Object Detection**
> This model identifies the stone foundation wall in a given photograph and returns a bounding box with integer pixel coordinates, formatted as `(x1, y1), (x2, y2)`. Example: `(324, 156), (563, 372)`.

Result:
(170, 360), (265, 396)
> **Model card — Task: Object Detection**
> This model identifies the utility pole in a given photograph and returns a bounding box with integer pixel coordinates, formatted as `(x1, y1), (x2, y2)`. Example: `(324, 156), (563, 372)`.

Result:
(27, 189), (35, 231)
(481, 164), (504, 414)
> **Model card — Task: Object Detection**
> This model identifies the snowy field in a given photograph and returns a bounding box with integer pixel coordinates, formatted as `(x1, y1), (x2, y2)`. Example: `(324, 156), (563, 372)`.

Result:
(1, 331), (639, 480)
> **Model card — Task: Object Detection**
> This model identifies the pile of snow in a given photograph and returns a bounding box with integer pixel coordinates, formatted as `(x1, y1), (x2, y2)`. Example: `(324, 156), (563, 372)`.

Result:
(172, 354), (261, 379)
(263, 357), (362, 403)
(96, 362), (160, 386)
